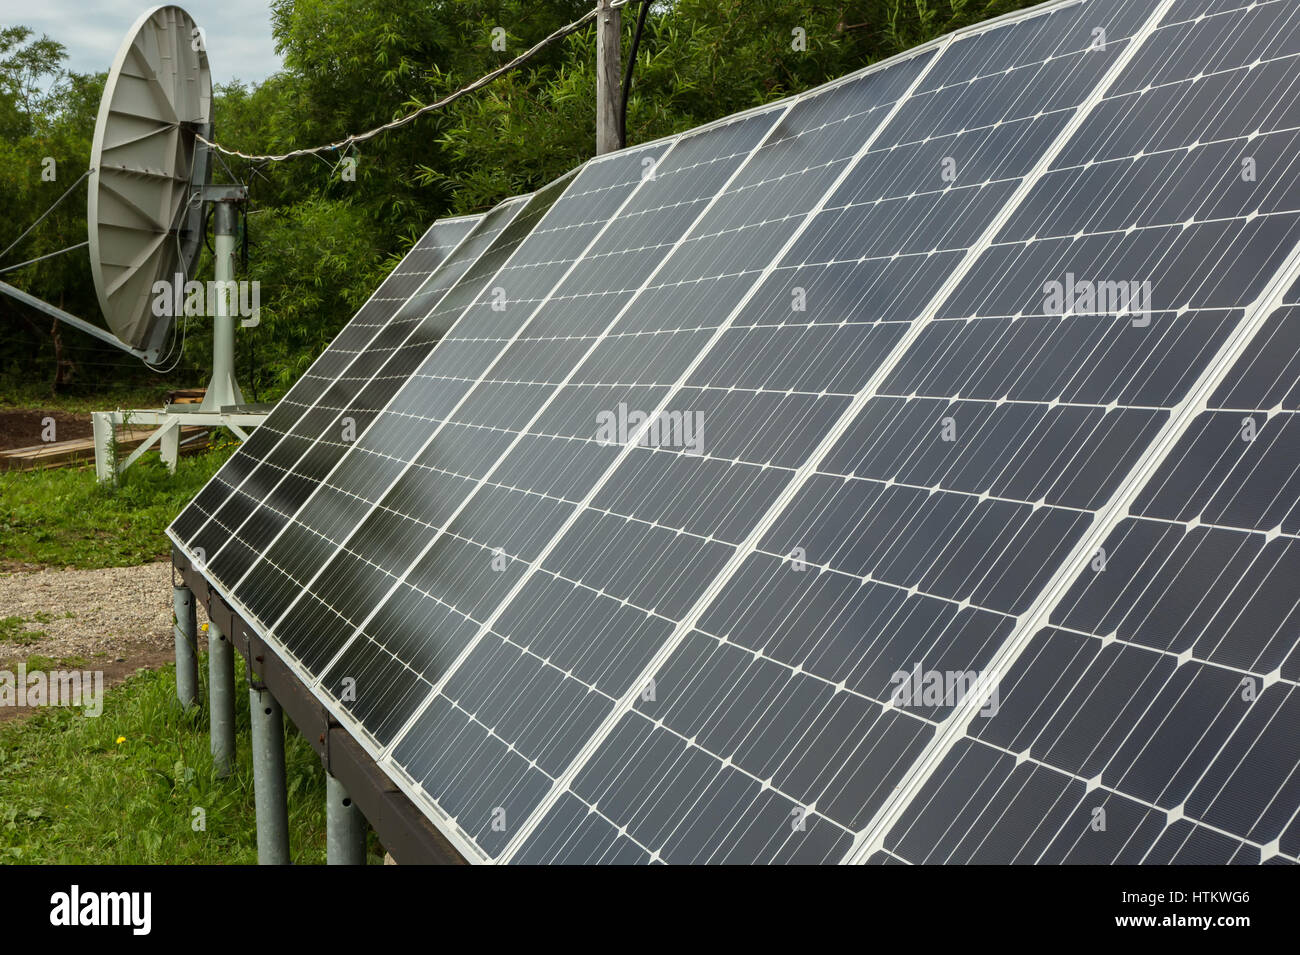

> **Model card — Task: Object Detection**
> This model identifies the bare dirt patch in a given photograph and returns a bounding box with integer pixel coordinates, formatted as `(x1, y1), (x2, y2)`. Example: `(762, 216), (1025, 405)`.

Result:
(0, 409), (92, 451)
(0, 561), (207, 723)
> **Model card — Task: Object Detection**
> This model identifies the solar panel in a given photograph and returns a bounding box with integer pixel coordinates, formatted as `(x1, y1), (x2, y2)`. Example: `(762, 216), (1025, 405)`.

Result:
(862, 0), (1300, 866)
(216, 193), (552, 618)
(170, 0), (1300, 864)
(170, 210), (487, 556)
(506, 0), (1167, 866)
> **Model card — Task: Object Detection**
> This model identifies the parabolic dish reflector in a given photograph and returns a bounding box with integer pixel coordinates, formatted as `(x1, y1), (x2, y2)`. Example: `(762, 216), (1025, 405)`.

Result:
(88, 5), (212, 361)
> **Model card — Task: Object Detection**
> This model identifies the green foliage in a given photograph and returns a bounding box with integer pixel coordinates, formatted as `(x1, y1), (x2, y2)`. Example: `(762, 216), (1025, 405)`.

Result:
(260, 199), (386, 390)
(0, 446), (234, 569)
(0, 1), (1041, 400)
(0, 381), (169, 412)
(0, 28), (117, 395)
(0, 662), (383, 864)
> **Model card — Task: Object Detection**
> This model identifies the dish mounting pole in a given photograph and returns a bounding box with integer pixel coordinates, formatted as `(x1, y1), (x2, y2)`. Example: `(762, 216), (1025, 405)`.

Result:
(200, 193), (246, 412)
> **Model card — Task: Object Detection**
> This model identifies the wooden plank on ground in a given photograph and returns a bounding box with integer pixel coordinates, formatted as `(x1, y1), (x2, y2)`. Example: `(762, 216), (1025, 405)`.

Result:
(0, 425), (211, 471)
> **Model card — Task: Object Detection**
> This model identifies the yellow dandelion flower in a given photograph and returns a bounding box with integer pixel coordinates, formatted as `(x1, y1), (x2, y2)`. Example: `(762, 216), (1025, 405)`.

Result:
(115, 736), (126, 745)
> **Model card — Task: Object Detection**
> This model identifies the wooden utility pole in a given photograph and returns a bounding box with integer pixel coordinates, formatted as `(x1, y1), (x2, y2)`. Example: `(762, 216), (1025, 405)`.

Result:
(596, 0), (622, 154)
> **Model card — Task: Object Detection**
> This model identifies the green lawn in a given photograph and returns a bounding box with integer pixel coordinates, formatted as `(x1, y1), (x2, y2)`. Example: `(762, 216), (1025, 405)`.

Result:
(0, 446), (233, 568)
(0, 416), (383, 864)
(0, 657), (383, 864)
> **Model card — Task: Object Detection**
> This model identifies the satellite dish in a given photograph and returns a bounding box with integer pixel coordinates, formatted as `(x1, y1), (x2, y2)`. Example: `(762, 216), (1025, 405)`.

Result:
(0, 3), (262, 483)
(88, 4), (212, 363)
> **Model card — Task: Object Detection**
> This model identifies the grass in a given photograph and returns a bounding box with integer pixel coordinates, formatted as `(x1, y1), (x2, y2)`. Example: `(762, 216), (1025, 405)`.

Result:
(0, 380), (175, 413)
(21, 653), (89, 670)
(0, 402), (385, 863)
(0, 656), (384, 864)
(0, 385), (383, 863)
(0, 445), (233, 568)
(0, 615), (47, 646)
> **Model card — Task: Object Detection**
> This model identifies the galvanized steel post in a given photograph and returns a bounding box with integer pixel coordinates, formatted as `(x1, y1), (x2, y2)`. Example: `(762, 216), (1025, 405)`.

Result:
(207, 619), (236, 777)
(250, 685), (290, 864)
(326, 774), (367, 865)
(172, 585), (198, 708)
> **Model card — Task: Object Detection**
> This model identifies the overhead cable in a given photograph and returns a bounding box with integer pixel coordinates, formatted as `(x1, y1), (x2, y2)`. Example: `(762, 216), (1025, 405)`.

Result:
(196, 9), (599, 163)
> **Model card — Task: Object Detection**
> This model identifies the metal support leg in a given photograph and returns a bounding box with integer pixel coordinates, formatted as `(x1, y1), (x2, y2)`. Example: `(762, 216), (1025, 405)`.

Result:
(326, 774), (367, 865)
(207, 619), (235, 777)
(172, 585), (198, 708)
(159, 419), (180, 473)
(250, 686), (290, 864)
(92, 412), (114, 484)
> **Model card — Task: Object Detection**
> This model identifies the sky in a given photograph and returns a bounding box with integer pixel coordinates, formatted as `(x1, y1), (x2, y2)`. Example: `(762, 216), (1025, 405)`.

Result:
(0, 0), (283, 87)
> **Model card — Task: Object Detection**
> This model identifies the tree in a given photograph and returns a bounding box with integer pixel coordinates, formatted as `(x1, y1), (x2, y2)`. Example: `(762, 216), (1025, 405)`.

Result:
(0, 28), (108, 394)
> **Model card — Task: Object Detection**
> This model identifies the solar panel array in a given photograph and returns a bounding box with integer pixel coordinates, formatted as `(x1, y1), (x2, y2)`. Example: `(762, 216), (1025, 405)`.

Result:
(171, 0), (1300, 864)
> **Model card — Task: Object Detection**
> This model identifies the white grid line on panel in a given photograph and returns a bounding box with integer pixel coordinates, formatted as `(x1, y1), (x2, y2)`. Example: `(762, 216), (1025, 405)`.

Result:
(886, 568), (1297, 863)
(884, 409), (1300, 857)
(345, 106), (804, 745)
(244, 136), (719, 657)
(219, 169), (643, 617)
(192, 187), (566, 583)
(255, 143), (729, 628)
(418, 0), (1300, 867)
(166, 0), (1160, 865)
(169, 211), (482, 542)
(856, 206), (1300, 856)
(194, 192), (556, 579)
(594, 0), (1094, 163)
(581, 3), (1300, 858)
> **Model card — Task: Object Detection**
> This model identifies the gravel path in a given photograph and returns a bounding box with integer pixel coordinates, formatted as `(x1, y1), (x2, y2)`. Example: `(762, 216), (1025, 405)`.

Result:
(0, 561), (208, 663)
